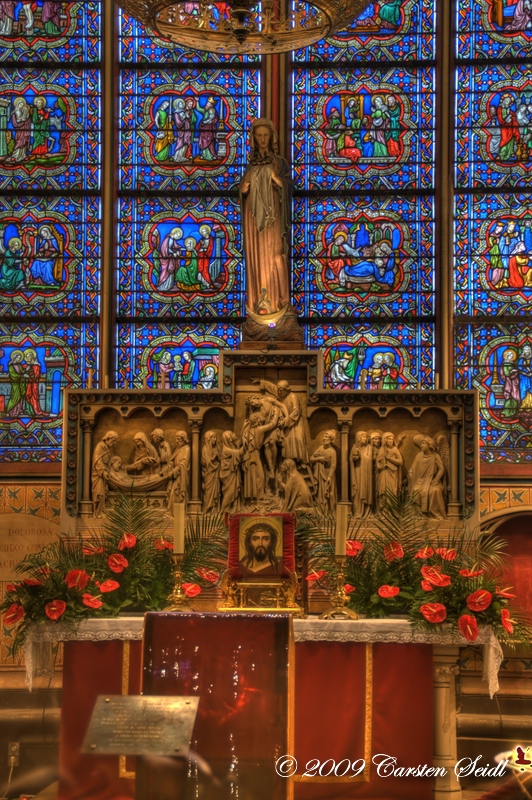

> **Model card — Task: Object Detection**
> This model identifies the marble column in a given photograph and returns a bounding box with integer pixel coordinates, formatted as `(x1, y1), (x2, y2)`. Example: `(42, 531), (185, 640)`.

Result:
(433, 645), (462, 800)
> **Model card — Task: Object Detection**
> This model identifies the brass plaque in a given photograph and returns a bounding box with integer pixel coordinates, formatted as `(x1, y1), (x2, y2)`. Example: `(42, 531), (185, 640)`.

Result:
(82, 695), (199, 757)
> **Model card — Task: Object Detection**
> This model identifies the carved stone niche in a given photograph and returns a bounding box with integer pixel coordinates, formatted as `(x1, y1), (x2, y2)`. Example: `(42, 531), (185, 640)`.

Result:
(62, 352), (479, 534)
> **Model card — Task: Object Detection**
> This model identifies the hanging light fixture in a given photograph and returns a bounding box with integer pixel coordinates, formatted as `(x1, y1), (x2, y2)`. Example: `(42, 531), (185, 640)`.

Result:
(117, 0), (373, 54)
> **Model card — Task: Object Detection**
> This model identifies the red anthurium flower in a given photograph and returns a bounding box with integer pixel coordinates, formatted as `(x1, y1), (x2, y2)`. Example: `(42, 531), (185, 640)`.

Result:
(436, 548), (457, 561)
(182, 583), (201, 598)
(344, 584), (356, 593)
(196, 567), (219, 583)
(420, 565), (451, 587)
(24, 578), (42, 587)
(458, 614), (479, 642)
(99, 579), (120, 593)
(415, 546), (434, 559)
(4, 603), (25, 626)
(466, 589), (492, 612)
(64, 569), (90, 590)
(118, 533), (137, 551)
(305, 570), (328, 581)
(154, 538), (173, 551)
(495, 586), (517, 599)
(501, 609), (514, 634)
(82, 543), (105, 555)
(38, 566), (51, 576)
(82, 593), (103, 609)
(45, 600), (66, 621)
(459, 568), (484, 578)
(346, 540), (364, 557)
(420, 603), (447, 623)
(378, 585), (400, 598)
(383, 542), (404, 562)
(421, 580), (433, 592)
(108, 554), (128, 573)
(6, 583), (18, 593)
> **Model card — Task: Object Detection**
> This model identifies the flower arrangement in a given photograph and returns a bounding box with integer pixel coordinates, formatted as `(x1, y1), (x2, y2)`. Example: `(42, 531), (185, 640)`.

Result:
(300, 495), (531, 645)
(1, 493), (228, 655)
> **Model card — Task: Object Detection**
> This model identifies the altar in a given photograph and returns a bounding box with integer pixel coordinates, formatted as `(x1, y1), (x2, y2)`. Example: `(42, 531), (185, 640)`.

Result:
(26, 616), (504, 800)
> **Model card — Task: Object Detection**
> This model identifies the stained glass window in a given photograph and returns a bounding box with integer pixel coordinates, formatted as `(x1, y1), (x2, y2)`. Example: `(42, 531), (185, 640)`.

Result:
(0, 1), (101, 465)
(291, 0), (436, 389)
(454, 0), (532, 464)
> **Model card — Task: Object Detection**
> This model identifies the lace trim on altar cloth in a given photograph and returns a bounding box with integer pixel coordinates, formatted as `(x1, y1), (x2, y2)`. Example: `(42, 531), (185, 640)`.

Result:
(24, 616), (503, 697)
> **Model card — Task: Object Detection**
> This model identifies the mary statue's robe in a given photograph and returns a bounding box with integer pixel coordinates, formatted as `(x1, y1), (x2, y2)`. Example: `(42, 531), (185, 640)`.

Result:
(240, 153), (292, 315)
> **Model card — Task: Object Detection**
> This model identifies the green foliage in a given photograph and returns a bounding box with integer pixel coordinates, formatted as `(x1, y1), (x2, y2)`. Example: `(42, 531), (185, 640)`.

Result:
(0, 493), (228, 656)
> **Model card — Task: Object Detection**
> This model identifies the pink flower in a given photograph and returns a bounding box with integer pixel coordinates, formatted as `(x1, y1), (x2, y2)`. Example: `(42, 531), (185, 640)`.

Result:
(118, 533), (137, 550)
(459, 568), (484, 578)
(466, 589), (492, 612)
(305, 570), (328, 581)
(99, 579), (120, 593)
(383, 542), (404, 562)
(420, 603), (447, 624)
(82, 593), (103, 609)
(378, 585), (400, 598)
(435, 548), (457, 561)
(45, 600), (66, 620)
(4, 603), (25, 626)
(501, 609), (514, 634)
(108, 554), (128, 573)
(415, 546), (434, 559)
(346, 540), (364, 557)
(64, 569), (90, 590)
(458, 614), (478, 642)
(182, 583), (201, 598)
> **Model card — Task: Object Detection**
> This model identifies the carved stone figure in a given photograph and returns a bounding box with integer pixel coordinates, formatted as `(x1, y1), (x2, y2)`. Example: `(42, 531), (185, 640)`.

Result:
(241, 398), (280, 505)
(167, 431), (191, 511)
(240, 118), (291, 316)
(201, 430), (221, 513)
(375, 431), (403, 507)
(91, 431), (118, 518)
(126, 432), (159, 475)
(409, 435), (447, 519)
(259, 379), (308, 464)
(279, 458), (313, 512)
(151, 428), (172, 476)
(220, 430), (242, 514)
(350, 431), (373, 518)
(310, 430), (338, 515)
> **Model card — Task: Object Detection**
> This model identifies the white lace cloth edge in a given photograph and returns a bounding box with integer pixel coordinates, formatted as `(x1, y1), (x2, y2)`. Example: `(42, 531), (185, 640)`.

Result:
(24, 616), (502, 697)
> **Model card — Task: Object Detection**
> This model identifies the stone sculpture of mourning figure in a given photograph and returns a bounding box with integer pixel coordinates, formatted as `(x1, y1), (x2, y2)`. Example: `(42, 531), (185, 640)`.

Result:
(310, 430), (338, 515)
(201, 430), (221, 513)
(167, 430), (190, 512)
(350, 430), (374, 518)
(91, 430), (119, 518)
(409, 434), (447, 519)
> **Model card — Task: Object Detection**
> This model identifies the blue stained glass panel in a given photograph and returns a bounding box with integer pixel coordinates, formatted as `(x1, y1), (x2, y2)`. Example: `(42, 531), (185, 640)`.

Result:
(115, 323), (241, 390)
(118, 10), (259, 64)
(454, 193), (532, 318)
(0, 2), (101, 62)
(119, 67), (260, 192)
(0, 195), (100, 318)
(0, 68), (100, 191)
(294, 0), (435, 63)
(293, 194), (434, 318)
(291, 66), (435, 192)
(117, 196), (243, 318)
(454, 322), (532, 464)
(457, 0), (532, 60)
(307, 322), (434, 390)
(455, 65), (532, 189)
(0, 322), (99, 462)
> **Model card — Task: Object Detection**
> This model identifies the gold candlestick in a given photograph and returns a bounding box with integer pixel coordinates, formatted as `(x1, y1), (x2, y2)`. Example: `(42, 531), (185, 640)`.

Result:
(320, 555), (359, 620)
(165, 554), (192, 611)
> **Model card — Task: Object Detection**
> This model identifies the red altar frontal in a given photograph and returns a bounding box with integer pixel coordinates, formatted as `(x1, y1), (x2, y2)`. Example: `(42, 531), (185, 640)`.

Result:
(26, 617), (502, 800)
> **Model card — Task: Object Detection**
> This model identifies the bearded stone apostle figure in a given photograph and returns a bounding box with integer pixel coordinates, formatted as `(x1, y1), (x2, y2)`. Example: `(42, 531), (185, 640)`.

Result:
(240, 119), (302, 342)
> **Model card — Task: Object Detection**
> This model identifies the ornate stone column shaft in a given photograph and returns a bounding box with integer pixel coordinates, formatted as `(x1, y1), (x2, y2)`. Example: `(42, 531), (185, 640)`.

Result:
(189, 420), (202, 514)
(448, 422), (461, 518)
(340, 421), (351, 503)
(79, 419), (95, 518)
(433, 645), (462, 800)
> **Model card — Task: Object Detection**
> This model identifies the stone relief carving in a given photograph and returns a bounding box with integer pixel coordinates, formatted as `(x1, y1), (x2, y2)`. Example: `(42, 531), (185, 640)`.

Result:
(310, 430), (338, 515)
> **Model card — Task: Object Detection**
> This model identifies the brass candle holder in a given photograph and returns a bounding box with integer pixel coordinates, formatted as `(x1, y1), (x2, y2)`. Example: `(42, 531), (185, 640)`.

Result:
(320, 555), (359, 620)
(165, 554), (192, 611)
